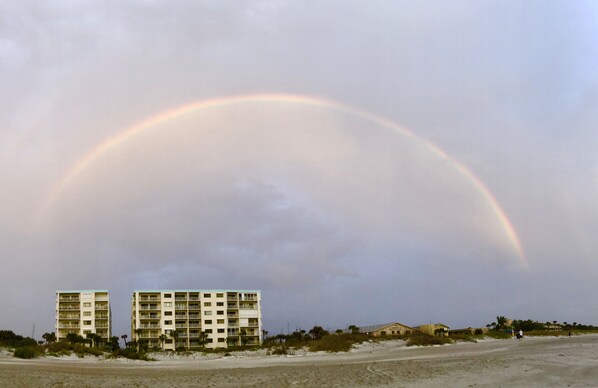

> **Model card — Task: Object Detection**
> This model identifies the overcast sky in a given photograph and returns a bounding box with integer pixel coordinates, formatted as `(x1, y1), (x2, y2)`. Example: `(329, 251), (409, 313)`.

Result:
(1, 1), (597, 338)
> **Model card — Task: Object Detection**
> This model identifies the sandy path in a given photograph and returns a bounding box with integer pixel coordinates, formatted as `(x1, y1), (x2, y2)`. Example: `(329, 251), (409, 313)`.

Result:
(2, 335), (597, 387)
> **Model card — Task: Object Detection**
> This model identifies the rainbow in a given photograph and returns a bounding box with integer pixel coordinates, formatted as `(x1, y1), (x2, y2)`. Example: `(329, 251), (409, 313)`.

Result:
(43, 93), (527, 266)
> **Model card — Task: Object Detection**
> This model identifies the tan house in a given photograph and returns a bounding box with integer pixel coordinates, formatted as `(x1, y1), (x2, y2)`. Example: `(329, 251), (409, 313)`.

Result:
(360, 322), (416, 336)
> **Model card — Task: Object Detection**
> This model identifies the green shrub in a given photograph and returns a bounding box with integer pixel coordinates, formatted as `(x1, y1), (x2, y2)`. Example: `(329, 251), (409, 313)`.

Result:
(14, 347), (38, 359)
(110, 348), (150, 361)
(406, 334), (453, 347)
(308, 333), (369, 353)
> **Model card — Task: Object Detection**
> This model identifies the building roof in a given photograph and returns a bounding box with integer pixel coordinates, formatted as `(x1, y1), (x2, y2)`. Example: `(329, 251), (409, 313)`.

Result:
(359, 322), (415, 333)
(132, 289), (261, 293)
(56, 290), (109, 293)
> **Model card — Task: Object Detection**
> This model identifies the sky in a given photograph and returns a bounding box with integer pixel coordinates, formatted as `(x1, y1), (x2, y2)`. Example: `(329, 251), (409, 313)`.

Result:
(1, 0), (597, 339)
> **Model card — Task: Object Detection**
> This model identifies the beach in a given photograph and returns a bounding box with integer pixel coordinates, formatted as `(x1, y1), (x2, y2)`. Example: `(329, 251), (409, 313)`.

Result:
(2, 335), (597, 387)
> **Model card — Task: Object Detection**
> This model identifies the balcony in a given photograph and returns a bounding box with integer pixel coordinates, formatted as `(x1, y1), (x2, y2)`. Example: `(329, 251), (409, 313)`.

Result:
(58, 324), (80, 329)
(227, 312), (238, 318)
(96, 323), (109, 328)
(140, 315), (160, 320)
(175, 314), (187, 319)
(188, 296), (199, 301)
(175, 305), (187, 310)
(95, 314), (109, 319)
(59, 296), (80, 302)
(189, 323), (200, 328)
(188, 304), (200, 310)
(95, 305), (109, 310)
(140, 324), (161, 329)
(188, 314), (200, 320)
(139, 305), (159, 311)
(227, 296), (238, 302)
(239, 304), (257, 310)
(227, 304), (238, 309)
(243, 296), (258, 301)
(58, 315), (80, 320)
(175, 297), (186, 301)
(59, 306), (80, 311)
(175, 324), (187, 329)
(140, 296), (160, 302)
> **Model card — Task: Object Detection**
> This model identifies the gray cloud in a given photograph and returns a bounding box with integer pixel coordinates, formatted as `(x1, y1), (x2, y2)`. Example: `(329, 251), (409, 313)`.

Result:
(1, 1), (597, 336)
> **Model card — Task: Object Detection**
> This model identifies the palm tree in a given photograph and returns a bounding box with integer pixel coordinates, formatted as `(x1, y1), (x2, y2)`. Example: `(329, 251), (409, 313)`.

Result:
(199, 331), (208, 348)
(159, 334), (167, 351)
(134, 328), (143, 351)
(121, 334), (128, 348)
(496, 316), (508, 331)
(170, 330), (179, 350)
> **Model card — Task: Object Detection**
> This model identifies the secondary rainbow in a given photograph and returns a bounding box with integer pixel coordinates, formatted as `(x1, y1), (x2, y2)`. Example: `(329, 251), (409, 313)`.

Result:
(44, 93), (527, 266)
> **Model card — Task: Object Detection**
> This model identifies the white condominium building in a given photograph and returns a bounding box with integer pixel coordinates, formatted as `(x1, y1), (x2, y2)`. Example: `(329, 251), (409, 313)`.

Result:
(55, 290), (111, 342)
(131, 290), (262, 350)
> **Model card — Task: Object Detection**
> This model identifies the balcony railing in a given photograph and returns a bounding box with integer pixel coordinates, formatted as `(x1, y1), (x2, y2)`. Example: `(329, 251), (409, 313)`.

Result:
(58, 315), (80, 320)
(140, 324), (161, 329)
(140, 297), (160, 301)
(139, 306), (159, 310)
(96, 315), (109, 319)
(140, 315), (160, 320)
(227, 304), (238, 309)
(95, 305), (109, 310)
(59, 297), (80, 302)
(188, 296), (199, 301)
(175, 324), (187, 329)
(175, 314), (187, 319)
(59, 306), (80, 311)
(188, 314), (200, 319)
(239, 304), (257, 310)
(175, 305), (187, 310)
(58, 324), (80, 329)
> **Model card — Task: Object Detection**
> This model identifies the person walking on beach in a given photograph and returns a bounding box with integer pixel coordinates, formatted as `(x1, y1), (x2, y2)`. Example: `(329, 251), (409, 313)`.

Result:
(518, 330), (523, 339)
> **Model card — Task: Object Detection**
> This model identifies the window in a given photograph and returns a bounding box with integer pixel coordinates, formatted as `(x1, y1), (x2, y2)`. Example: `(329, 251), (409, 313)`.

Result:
(217, 311), (224, 315)
(84, 320), (92, 325)
(164, 320), (172, 325)
(207, 338), (213, 343)
(83, 330), (91, 334)
(165, 311), (172, 316)
(166, 339), (173, 344)
(164, 302), (172, 307)
(83, 302), (91, 307)
(217, 328), (225, 333)
(204, 293), (211, 298)
(164, 293), (172, 298)
(216, 293), (223, 298)
(204, 302), (211, 307)
(216, 302), (224, 306)
(217, 319), (225, 324)
(205, 329), (212, 333)
(83, 311), (91, 316)
(218, 337), (225, 342)
(204, 320), (212, 325)
(204, 311), (212, 316)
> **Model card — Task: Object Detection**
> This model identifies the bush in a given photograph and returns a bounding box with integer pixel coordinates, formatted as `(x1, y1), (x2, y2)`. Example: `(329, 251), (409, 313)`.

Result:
(110, 348), (150, 361)
(406, 334), (453, 347)
(308, 333), (369, 353)
(14, 347), (38, 359)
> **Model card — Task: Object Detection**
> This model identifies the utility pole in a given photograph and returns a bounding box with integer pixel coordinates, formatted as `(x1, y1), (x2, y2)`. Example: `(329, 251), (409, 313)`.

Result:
(32, 323), (35, 339)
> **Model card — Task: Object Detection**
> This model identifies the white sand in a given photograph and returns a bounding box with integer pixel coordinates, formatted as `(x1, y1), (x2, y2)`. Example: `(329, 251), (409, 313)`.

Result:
(2, 335), (597, 387)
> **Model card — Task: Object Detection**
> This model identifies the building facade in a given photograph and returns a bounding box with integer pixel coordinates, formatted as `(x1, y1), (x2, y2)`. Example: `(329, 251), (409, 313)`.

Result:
(55, 290), (111, 342)
(131, 290), (262, 350)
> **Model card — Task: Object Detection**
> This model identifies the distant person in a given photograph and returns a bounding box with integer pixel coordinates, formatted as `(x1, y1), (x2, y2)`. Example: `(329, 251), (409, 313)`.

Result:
(518, 330), (523, 339)
(569, 331), (572, 337)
